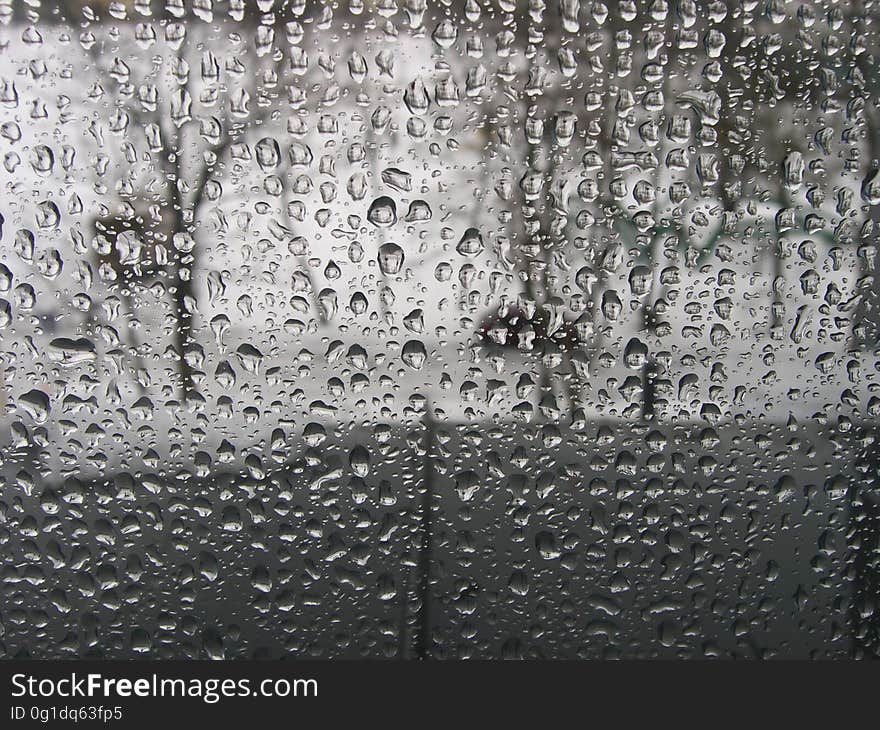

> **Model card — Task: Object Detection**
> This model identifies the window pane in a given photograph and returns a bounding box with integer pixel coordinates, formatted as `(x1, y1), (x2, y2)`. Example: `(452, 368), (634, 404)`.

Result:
(0, 0), (877, 659)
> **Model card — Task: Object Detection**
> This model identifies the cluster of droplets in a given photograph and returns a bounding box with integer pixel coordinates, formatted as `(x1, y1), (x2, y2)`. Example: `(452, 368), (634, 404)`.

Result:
(0, 0), (876, 659)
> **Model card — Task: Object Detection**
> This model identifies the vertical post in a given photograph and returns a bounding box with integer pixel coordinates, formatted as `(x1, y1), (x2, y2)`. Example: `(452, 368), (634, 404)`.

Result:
(415, 405), (436, 660)
(850, 432), (880, 657)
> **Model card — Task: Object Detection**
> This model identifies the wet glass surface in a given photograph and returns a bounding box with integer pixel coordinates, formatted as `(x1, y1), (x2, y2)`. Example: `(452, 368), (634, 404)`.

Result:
(1, 0), (879, 659)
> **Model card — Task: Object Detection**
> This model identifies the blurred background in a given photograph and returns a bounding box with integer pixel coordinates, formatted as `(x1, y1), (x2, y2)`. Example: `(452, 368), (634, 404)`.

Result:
(0, 0), (879, 658)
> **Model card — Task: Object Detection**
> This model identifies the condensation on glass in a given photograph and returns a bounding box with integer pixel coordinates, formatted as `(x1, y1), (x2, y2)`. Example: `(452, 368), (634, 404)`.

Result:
(0, 0), (878, 659)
